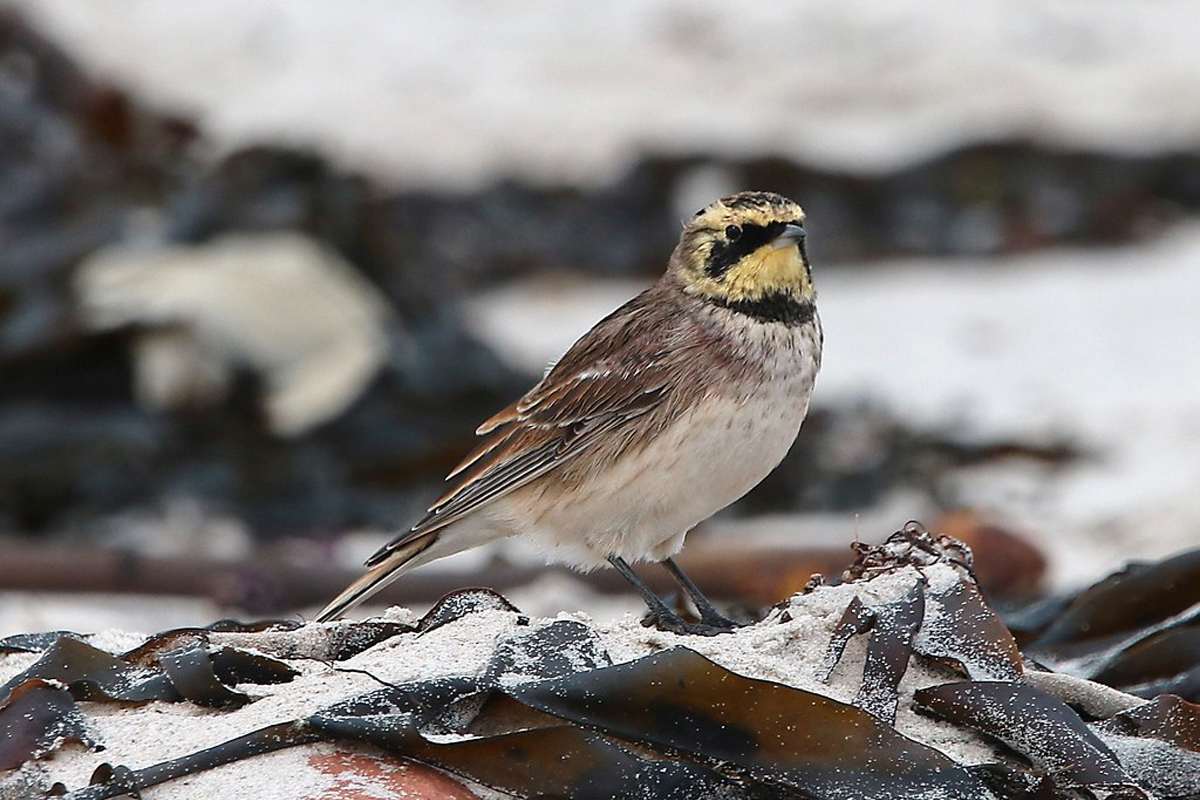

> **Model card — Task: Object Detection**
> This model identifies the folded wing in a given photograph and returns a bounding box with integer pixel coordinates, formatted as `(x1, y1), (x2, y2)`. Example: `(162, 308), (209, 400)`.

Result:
(365, 290), (683, 567)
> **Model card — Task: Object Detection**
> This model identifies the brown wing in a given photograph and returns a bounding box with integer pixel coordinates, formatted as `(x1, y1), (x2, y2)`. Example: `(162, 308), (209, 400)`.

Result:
(364, 286), (687, 567)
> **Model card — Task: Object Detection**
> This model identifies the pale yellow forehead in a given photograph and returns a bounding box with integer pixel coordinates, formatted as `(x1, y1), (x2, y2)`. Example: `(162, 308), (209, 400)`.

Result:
(690, 192), (806, 230)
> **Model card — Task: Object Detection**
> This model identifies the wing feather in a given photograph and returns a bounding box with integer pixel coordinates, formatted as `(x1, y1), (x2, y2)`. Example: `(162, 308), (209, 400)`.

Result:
(364, 290), (682, 568)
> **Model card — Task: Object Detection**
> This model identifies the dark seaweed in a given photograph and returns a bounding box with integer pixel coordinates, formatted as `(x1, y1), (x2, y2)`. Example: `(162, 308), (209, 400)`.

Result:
(914, 681), (1140, 795)
(514, 647), (990, 799)
(0, 679), (97, 770)
(0, 635), (297, 710)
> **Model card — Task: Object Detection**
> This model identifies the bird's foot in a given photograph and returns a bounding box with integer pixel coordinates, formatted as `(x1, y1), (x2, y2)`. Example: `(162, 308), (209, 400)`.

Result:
(639, 608), (738, 637)
(696, 608), (743, 631)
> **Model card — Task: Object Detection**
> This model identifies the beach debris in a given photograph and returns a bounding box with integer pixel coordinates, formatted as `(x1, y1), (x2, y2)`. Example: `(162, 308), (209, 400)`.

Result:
(913, 681), (1140, 796)
(4, 531), (1200, 798)
(0, 680), (97, 771)
(0, 635), (297, 710)
(1024, 549), (1200, 702)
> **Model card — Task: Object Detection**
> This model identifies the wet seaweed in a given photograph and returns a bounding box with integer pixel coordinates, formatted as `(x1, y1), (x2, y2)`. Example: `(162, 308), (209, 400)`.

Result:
(0, 632), (77, 655)
(416, 587), (526, 634)
(157, 644), (256, 709)
(1033, 551), (1200, 648)
(60, 722), (320, 800)
(208, 646), (300, 687)
(514, 647), (990, 799)
(915, 577), (1024, 681)
(913, 681), (1140, 795)
(1092, 695), (1200, 798)
(0, 637), (175, 704)
(0, 619), (300, 658)
(1098, 694), (1200, 752)
(963, 762), (1055, 800)
(855, 581), (925, 722)
(821, 528), (1022, 722)
(57, 629), (741, 800)
(819, 595), (874, 680)
(0, 679), (97, 771)
(311, 694), (743, 800)
(321, 620), (415, 660)
(88, 642), (985, 799)
(406, 725), (741, 800)
(1090, 626), (1200, 702)
(1019, 549), (1200, 711)
(483, 619), (612, 686)
(0, 635), (297, 710)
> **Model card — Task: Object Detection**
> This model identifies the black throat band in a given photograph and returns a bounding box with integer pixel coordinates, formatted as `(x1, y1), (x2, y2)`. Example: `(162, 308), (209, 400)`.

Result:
(708, 291), (816, 326)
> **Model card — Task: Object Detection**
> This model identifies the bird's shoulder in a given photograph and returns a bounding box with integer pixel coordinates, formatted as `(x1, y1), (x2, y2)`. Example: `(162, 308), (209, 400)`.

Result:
(476, 282), (695, 433)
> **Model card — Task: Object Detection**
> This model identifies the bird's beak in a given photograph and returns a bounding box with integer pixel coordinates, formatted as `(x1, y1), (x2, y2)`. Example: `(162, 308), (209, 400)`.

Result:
(771, 223), (806, 249)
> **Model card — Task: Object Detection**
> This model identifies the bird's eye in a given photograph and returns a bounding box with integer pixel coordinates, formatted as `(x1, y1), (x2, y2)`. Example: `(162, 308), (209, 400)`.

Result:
(725, 225), (742, 241)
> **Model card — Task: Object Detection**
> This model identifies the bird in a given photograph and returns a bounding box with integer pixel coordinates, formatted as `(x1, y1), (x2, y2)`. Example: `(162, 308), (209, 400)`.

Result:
(316, 191), (823, 634)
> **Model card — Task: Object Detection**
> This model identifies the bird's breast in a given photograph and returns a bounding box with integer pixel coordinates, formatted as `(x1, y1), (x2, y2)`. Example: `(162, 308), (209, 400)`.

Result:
(501, 316), (821, 568)
(596, 327), (818, 509)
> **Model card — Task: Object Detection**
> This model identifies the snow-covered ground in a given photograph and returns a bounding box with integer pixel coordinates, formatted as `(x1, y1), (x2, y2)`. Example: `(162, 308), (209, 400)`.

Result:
(466, 226), (1200, 588)
(14, 0), (1200, 187)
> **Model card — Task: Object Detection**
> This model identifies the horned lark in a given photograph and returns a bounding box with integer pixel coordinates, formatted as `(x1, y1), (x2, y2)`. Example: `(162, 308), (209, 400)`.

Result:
(317, 191), (822, 634)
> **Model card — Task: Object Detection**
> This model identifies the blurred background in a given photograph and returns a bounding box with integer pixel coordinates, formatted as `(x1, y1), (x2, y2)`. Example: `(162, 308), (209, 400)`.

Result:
(1, 1), (1198, 634)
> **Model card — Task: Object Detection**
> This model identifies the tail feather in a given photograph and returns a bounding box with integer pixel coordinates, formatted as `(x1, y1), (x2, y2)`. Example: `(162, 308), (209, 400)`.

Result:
(315, 537), (434, 622)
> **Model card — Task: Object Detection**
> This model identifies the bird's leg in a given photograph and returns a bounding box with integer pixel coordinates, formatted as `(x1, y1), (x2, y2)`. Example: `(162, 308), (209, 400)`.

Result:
(607, 555), (732, 636)
(660, 557), (740, 630)
(607, 555), (680, 620)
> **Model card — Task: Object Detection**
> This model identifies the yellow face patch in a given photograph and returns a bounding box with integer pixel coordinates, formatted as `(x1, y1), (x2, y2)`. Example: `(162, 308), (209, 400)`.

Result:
(674, 192), (812, 304)
(687, 242), (813, 303)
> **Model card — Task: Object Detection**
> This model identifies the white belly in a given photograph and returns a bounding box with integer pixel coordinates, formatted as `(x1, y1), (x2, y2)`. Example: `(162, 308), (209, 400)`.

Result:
(505, 351), (818, 570)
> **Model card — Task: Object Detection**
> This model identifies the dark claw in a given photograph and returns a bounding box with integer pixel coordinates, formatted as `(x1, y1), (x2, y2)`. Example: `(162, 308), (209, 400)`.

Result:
(695, 607), (741, 631)
(639, 608), (738, 637)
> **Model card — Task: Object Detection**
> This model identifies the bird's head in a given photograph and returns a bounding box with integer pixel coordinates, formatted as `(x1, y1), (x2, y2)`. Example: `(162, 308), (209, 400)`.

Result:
(670, 191), (813, 310)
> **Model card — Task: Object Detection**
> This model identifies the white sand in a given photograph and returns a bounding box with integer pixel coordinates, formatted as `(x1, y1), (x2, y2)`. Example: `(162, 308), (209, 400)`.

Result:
(12, 1), (1200, 188)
